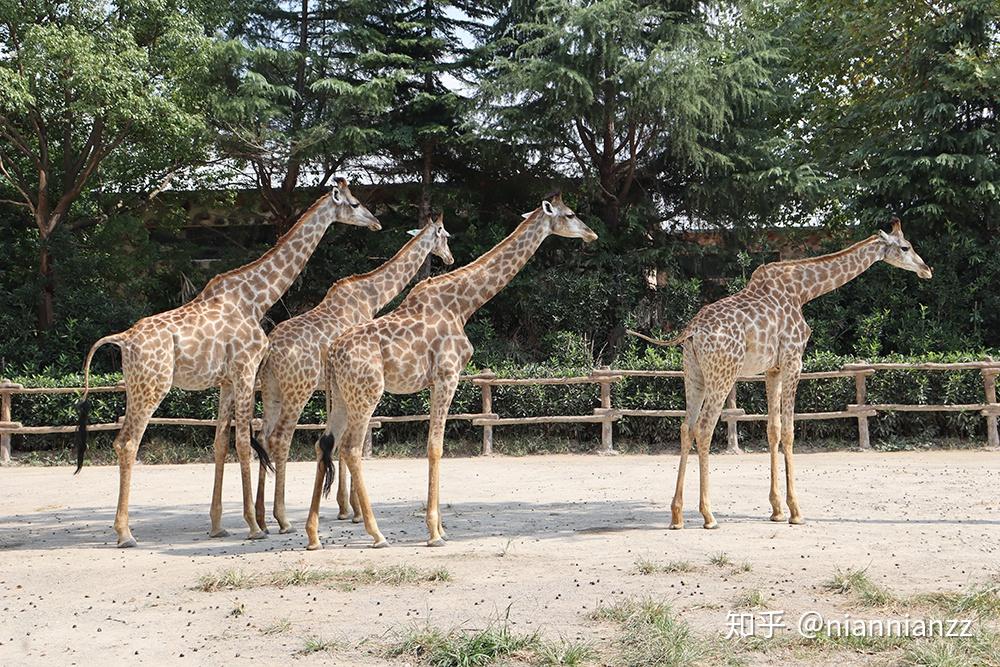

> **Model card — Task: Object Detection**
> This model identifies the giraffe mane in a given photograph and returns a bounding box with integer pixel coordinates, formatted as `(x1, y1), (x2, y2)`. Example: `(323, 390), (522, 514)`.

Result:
(408, 208), (543, 294)
(201, 192), (331, 292)
(752, 235), (879, 278)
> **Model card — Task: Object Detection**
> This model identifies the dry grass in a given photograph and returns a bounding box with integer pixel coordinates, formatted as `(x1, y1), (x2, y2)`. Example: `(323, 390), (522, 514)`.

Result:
(823, 567), (896, 607)
(196, 565), (450, 592)
(385, 620), (541, 666)
(734, 589), (767, 609)
(592, 598), (716, 667)
(709, 552), (733, 568)
(633, 557), (696, 575)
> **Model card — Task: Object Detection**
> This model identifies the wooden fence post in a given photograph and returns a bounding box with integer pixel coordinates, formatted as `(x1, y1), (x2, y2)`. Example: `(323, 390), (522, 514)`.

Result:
(597, 366), (616, 455)
(0, 381), (13, 464)
(724, 386), (741, 454)
(854, 372), (871, 450)
(981, 369), (999, 449)
(480, 369), (495, 456)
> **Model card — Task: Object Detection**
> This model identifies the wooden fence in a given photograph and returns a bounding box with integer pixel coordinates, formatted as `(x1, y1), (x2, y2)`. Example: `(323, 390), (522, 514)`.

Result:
(2, 360), (999, 464)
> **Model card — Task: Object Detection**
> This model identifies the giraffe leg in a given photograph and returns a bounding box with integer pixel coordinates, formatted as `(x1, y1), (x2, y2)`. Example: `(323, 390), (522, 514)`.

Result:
(426, 375), (459, 547)
(765, 370), (785, 522)
(780, 358), (804, 524)
(349, 477), (362, 523)
(671, 361), (704, 529)
(209, 385), (234, 538)
(305, 441), (327, 551)
(694, 389), (727, 529)
(269, 407), (304, 534)
(336, 449), (351, 520)
(341, 431), (387, 547)
(113, 378), (170, 548)
(232, 378), (266, 540)
(255, 462), (268, 534)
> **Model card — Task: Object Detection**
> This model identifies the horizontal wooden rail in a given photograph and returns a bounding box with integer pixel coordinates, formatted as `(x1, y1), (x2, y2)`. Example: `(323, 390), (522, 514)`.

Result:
(1, 360), (998, 464)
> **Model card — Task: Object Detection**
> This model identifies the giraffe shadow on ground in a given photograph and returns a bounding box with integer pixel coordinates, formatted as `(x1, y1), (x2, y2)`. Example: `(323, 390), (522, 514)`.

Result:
(2, 499), (996, 556)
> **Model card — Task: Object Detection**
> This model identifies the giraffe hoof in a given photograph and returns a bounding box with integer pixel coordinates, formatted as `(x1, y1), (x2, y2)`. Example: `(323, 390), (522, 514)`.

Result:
(703, 521), (719, 530)
(427, 538), (447, 548)
(789, 516), (804, 525)
(371, 539), (389, 549)
(306, 541), (323, 551)
(259, 526), (270, 535)
(337, 513), (350, 520)
(209, 528), (229, 538)
(669, 523), (684, 530)
(247, 530), (267, 540)
(279, 526), (296, 534)
(351, 515), (362, 524)
(769, 514), (786, 522)
(117, 537), (138, 549)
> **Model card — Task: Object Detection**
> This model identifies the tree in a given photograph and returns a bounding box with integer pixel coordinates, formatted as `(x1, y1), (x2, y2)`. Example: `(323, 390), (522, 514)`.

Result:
(0, 0), (212, 330)
(370, 0), (499, 220)
(207, 0), (399, 235)
(484, 0), (780, 230)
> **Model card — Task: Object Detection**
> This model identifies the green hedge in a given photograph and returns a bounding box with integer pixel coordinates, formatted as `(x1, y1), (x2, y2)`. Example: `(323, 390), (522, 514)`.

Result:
(5, 348), (997, 457)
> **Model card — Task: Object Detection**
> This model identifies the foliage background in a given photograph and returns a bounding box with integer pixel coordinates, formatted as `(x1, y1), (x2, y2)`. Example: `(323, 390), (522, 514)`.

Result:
(1, 0), (998, 455)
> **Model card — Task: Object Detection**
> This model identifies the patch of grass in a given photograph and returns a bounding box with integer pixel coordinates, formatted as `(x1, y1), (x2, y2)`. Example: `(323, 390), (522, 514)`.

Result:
(709, 552), (733, 568)
(899, 631), (1000, 666)
(734, 589), (767, 609)
(823, 567), (896, 607)
(592, 598), (713, 667)
(297, 636), (337, 656)
(534, 638), (596, 666)
(918, 582), (1000, 619)
(633, 558), (696, 575)
(734, 561), (753, 573)
(195, 565), (450, 592)
(228, 601), (245, 618)
(195, 569), (255, 592)
(386, 621), (539, 666)
(262, 619), (292, 635)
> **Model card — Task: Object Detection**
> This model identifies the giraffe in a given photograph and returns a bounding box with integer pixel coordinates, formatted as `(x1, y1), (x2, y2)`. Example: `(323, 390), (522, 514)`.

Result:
(253, 213), (454, 534)
(629, 218), (932, 529)
(303, 193), (598, 550)
(74, 179), (381, 548)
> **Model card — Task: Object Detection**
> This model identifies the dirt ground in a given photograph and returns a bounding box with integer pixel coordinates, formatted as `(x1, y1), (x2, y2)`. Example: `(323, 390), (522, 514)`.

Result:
(1, 450), (998, 666)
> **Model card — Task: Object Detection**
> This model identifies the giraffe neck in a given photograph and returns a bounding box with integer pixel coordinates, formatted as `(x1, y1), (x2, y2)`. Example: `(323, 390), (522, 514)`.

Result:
(424, 213), (549, 322)
(200, 194), (338, 319)
(327, 227), (436, 315)
(768, 236), (885, 304)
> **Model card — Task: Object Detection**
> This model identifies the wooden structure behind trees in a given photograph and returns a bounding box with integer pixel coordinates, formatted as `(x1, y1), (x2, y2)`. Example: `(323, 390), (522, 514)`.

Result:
(2, 360), (999, 464)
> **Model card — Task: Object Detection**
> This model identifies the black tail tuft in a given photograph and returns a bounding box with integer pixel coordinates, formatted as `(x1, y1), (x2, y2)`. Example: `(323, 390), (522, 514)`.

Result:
(74, 399), (91, 474)
(250, 429), (275, 474)
(319, 434), (336, 498)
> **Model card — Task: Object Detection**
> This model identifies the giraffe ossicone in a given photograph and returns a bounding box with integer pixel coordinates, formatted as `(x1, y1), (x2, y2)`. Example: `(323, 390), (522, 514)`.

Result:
(630, 217), (932, 530)
(304, 194), (598, 550)
(75, 180), (380, 548)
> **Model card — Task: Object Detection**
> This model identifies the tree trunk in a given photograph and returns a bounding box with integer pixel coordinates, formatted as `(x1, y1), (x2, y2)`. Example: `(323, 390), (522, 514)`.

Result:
(37, 238), (55, 331)
(418, 140), (434, 279)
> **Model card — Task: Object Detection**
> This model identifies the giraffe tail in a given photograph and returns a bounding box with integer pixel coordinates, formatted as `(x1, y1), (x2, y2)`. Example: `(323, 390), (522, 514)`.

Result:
(625, 329), (689, 347)
(75, 334), (127, 474)
(318, 433), (337, 498)
(250, 428), (275, 474)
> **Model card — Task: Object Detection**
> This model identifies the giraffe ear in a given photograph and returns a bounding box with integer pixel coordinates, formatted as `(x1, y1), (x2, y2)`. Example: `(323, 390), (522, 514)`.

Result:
(542, 200), (556, 216)
(521, 211), (532, 219)
(406, 229), (421, 237)
(331, 187), (343, 204)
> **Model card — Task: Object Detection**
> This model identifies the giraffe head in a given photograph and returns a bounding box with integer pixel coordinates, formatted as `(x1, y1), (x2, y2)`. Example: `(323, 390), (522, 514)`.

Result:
(408, 212), (455, 265)
(331, 178), (381, 230)
(878, 217), (932, 279)
(526, 192), (598, 242)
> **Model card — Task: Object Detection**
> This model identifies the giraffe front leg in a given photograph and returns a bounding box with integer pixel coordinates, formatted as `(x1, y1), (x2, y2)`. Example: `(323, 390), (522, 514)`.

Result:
(765, 370), (784, 522)
(255, 459), (268, 534)
(209, 386), (233, 538)
(425, 376), (459, 547)
(233, 383), (265, 540)
(780, 358), (804, 525)
(336, 451), (351, 520)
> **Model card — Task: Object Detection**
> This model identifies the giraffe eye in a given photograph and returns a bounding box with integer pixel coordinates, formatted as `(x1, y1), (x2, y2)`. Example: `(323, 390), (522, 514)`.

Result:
(899, 245), (910, 252)
(350, 202), (360, 209)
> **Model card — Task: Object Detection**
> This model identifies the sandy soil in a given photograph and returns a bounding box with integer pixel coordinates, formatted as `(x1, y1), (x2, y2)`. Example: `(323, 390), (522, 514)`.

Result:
(1, 450), (998, 666)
